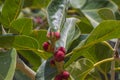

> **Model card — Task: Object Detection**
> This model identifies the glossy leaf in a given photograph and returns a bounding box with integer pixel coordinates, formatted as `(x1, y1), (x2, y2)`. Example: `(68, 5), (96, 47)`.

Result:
(56, 18), (80, 50)
(70, 0), (86, 9)
(32, 0), (50, 8)
(31, 30), (47, 50)
(82, 42), (113, 72)
(0, 34), (39, 50)
(14, 69), (31, 80)
(11, 18), (33, 35)
(77, 17), (93, 33)
(18, 50), (41, 71)
(36, 59), (57, 80)
(81, 0), (117, 27)
(65, 20), (120, 67)
(81, 0), (117, 10)
(112, 0), (120, 8)
(68, 34), (88, 53)
(47, 0), (69, 31)
(82, 10), (102, 27)
(66, 58), (94, 80)
(0, 0), (23, 27)
(98, 8), (115, 20)
(0, 48), (17, 80)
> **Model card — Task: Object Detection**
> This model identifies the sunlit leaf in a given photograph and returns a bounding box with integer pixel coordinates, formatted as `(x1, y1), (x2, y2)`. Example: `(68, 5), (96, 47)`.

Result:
(0, 0), (23, 27)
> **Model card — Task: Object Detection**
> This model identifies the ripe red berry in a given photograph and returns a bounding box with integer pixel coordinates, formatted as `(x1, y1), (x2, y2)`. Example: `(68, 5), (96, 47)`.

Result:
(46, 31), (60, 40)
(54, 32), (60, 39)
(57, 47), (66, 53)
(50, 59), (55, 67)
(54, 51), (65, 62)
(34, 17), (43, 24)
(42, 42), (50, 51)
(54, 75), (62, 80)
(61, 71), (70, 79)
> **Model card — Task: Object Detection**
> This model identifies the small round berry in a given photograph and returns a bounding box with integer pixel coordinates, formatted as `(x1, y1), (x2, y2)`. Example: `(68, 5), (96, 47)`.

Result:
(54, 32), (60, 39)
(61, 71), (70, 79)
(54, 75), (62, 80)
(54, 51), (65, 62)
(46, 31), (60, 40)
(42, 42), (50, 51)
(57, 47), (66, 53)
(34, 17), (42, 24)
(50, 59), (55, 67)
(46, 32), (53, 38)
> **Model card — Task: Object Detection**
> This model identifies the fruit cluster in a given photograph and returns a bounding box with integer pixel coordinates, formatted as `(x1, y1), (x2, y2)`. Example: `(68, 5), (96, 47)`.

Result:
(42, 31), (70, 80)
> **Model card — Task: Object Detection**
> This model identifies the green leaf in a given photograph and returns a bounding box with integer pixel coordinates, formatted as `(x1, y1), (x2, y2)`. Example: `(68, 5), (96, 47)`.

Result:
(56, 18), (80, 50)
(18, 50), (41, 71)
(31, 30), (47, 50)
(98, 8), (115, 20)
(36, 59), (57, 80)
(65, 20), (120, 67)
(66, 58), (94, 80)
(83, 42), (113, 63)
(0, 48), (17, 80)
(47, 0), (69, 31)
(82, 42), (113, 73)
(112, 0), (120, 8)
(0, 34), (39, 50)
(0, 0), (23, 27)
(32, 0), (50, 8)
(82, 10), (102, 27)
(14, 69), (31, 80)
(11, 18), (33, 35)
(68, 34), (88, 52)
(77, 17), (94, 33)
(80, 0), (118, 27)
(81, 0), (117, 10)
(0, 26), (2, 34)
(70, 0), (86, 9)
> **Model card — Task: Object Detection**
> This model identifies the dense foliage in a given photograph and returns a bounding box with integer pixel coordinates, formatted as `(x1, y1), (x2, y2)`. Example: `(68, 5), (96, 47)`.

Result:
(0, 0), (120, 80)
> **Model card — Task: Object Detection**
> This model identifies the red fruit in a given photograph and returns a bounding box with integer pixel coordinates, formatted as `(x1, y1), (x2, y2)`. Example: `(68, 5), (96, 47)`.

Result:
(42, 42), (50, 51)
(54, 51), (65, 62)
(46, 31), (60, 40)
(50, 59), (55, 67)
(34, 17), (43, 24)
(54, 75), (62, 80)
(61, 71), (70, 79)
(54, 32), (60, 39)
(57, 47), (66, 53)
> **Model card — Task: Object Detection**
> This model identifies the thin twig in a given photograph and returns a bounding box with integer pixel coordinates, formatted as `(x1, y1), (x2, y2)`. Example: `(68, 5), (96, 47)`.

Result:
(16, 57), (36, 80)
(111, 39), (120, 80)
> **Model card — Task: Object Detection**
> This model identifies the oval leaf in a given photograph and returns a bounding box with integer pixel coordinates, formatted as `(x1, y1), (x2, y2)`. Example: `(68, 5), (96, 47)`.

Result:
(11, 18), (33, 35)
(65, 20), (120, 67)
(36, 59), (57, 80)
(0, 0), (23, 27)
(0, 48), (17, 80)
(0, 34), (39, 50)
(47, 0), (69, 31)
(56, 18), (80, 50)
(98, 8), (115, 20)
(66, 58), (94, 80)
